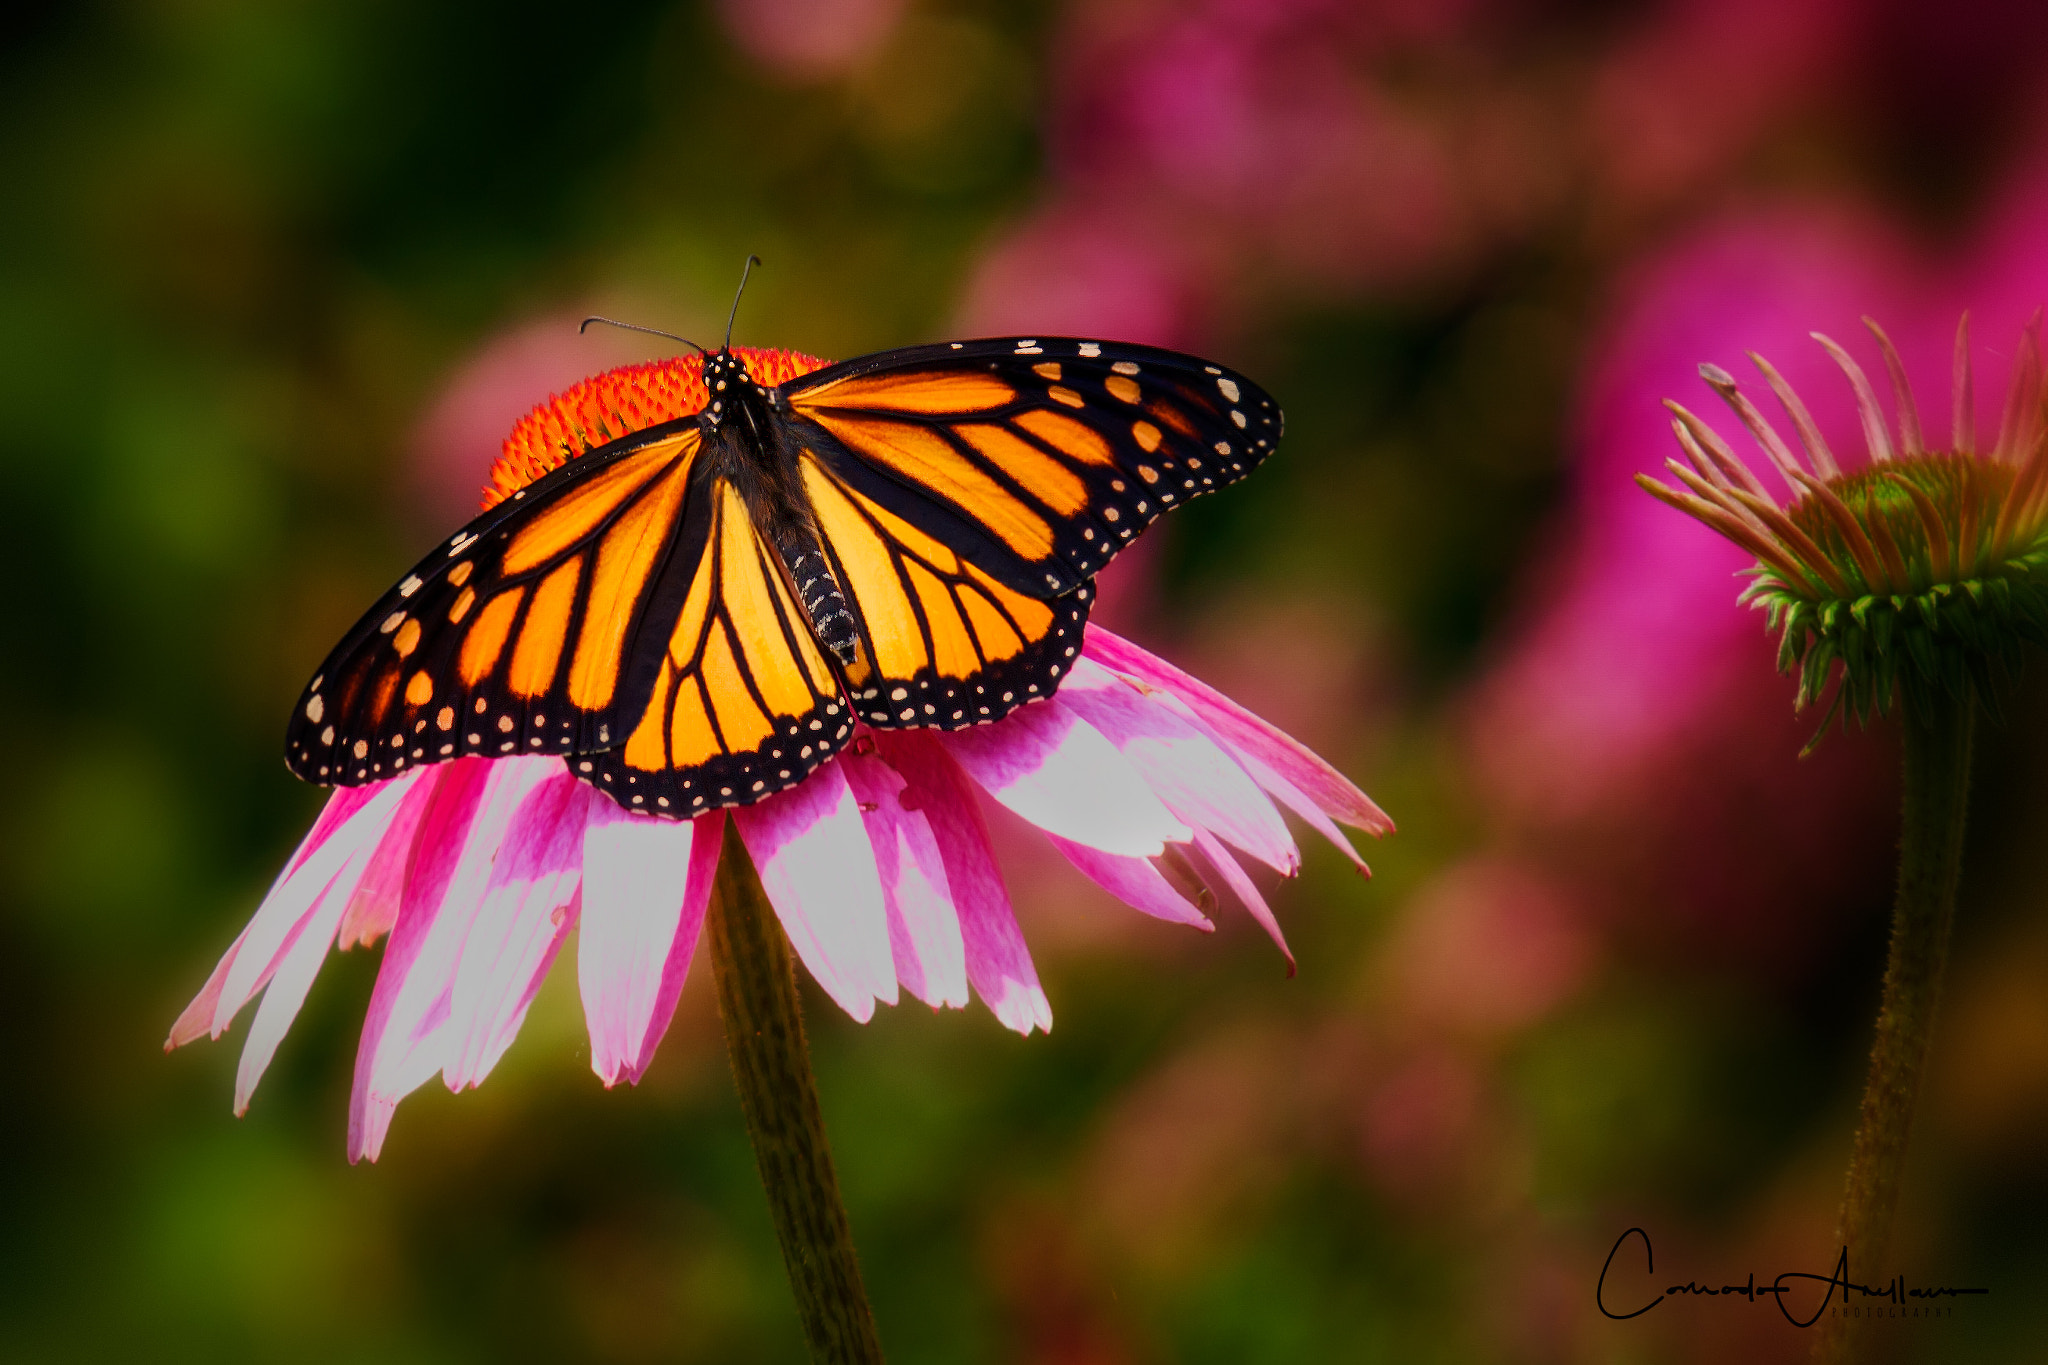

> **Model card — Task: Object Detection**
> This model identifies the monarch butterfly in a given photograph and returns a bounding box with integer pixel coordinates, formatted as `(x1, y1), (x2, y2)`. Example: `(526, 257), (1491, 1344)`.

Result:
(286, 300), (1282, 818)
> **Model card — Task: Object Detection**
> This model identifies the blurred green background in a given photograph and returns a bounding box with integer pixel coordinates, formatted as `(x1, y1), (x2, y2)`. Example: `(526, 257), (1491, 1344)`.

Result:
(8, 1), (2048, 1361)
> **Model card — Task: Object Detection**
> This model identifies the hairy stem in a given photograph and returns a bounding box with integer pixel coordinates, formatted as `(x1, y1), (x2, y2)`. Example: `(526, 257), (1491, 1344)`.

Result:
(1814, 688), (1973, 1363)
(708, 820), (885, 1364)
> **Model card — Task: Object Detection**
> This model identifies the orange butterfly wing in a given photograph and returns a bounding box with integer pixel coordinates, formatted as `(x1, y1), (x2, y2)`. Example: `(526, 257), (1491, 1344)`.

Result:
(577, 472), (853, 814)
(774, 337), (1279, 730)
(285, 425), (701, 783)
(795, 451), (1092, 728)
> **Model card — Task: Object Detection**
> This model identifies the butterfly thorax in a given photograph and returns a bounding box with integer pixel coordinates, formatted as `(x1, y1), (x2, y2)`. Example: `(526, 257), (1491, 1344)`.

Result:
(697, 348), (864, 672)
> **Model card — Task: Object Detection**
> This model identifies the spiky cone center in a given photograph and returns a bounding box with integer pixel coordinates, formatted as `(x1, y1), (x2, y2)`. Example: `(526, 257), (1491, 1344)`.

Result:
(1639, 314), (2048, 735)
(484, 347), (831, 509)
(1763, 452), (2048, 720)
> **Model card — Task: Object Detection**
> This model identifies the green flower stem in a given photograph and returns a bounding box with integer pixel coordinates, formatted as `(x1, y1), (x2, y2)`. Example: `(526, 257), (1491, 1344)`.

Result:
(707, 819), (885, 1365)
(1815, 687), (1974, 1365)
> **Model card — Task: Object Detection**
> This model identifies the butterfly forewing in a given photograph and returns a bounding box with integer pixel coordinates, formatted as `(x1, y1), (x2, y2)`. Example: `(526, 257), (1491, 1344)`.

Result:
(782, 336), (1282, 598)
(579, 469), (854, 813)
(285, 425), (701, 784)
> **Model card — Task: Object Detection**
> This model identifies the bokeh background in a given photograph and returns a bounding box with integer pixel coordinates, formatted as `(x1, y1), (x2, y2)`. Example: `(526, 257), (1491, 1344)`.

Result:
(7, 1), (2048, 1360)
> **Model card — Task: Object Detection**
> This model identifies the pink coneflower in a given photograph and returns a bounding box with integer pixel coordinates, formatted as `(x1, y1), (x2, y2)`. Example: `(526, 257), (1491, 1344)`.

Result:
(170, 622), (1387, 1162)
(179, 319), (1384, 1359)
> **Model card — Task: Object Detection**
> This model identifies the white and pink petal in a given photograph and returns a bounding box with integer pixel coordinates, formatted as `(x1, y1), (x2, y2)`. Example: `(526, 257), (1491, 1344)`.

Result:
(1046, 835), (1212, 930)
(1084, 625), (1392, 840)
(233, 857), (368, 1114)
(878, 732), (1051, 1035)
(1056, 657), (1298, 874)
(347, 756), (553, 1162)
(337, 770), (442, 950)
(580, 805), (723, 1086)
(179, 770), (424, 1051)
(734, 765), (897, 1022)
(1189, 827), (1294, 971)
(441, 771), (592, 1092)
(839, 744), (969, 1010)
(940, 699), (1188, 858)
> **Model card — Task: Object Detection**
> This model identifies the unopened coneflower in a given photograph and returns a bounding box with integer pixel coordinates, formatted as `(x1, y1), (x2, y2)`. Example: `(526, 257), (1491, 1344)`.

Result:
(1643, 314), (2048, 732)
(1639, 313), (2048, 1362)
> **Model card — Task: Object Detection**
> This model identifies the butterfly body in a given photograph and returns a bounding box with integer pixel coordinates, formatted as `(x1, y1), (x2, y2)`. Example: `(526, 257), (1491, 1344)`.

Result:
(287, 336), (1282, 817)
(695, 349), (863, 667)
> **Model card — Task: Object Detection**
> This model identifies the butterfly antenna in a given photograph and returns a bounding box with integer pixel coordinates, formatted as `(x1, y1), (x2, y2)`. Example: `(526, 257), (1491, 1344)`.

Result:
(724, 254), (762, 351)
(578, 316), (707, 357)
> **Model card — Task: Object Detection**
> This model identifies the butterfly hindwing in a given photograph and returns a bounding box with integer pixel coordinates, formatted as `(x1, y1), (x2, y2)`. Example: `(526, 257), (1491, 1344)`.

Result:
(796, 452), (1092, 730)
(781, 336), (1281, 598)
(579, 468), (854, 814)
(285, 424), (701, 785)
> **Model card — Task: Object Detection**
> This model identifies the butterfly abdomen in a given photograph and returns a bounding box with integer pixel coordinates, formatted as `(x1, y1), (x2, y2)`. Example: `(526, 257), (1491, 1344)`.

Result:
(785, 547), (861, 668)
